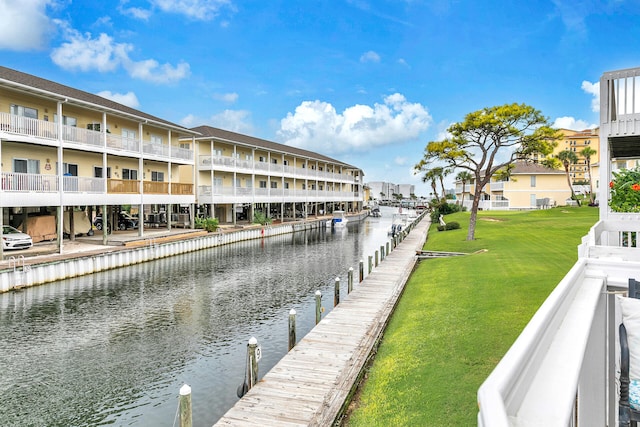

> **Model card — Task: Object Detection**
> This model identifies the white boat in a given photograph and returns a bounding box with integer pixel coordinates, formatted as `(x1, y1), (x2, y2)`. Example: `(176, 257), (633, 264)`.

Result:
(389, 212), (408, 236)
(329, 210), (348, 227)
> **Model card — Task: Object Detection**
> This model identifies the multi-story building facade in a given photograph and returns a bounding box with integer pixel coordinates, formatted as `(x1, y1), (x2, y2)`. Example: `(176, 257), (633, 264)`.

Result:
(190, 126), (364, 222)
(0, 66), (364, 255)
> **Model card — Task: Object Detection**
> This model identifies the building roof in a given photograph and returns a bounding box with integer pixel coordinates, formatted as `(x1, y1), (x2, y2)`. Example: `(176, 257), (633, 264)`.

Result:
(511, 162), (565, 175)
(0, 66), (197, 135)
(190, 125), (361, 171)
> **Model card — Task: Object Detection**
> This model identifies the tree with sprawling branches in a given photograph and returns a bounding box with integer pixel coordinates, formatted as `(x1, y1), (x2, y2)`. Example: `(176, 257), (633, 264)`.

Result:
(415, 103), (559, 240)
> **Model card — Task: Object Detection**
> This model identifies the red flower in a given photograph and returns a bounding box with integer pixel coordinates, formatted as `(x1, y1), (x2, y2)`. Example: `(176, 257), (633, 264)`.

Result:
(633, 183), (640, 191)
(610, 181), (614, 188)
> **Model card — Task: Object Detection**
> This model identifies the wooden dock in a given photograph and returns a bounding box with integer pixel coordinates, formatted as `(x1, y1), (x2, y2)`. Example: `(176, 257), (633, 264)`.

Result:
(214, 217), (430, 426)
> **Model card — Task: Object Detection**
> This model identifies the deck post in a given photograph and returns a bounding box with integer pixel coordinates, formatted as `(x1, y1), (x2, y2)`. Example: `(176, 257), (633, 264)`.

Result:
(288, 309), (296, 351)
(348, 267), (353, 293)
(380, 245), (385, 260)
(179, 384), (192, 427)
(359, 259), (364, 282)
(375, 250), (379, 267)
(315, 290), (322, 324)
(248, 337), (259, 390)
(334, 277), (340, 306)
(368, 255), (372, 273)
(386, 241), (390, 254)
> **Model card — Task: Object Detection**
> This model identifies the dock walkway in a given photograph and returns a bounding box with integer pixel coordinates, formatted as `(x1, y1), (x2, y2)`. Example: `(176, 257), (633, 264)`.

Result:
(214, 216), (430, 426)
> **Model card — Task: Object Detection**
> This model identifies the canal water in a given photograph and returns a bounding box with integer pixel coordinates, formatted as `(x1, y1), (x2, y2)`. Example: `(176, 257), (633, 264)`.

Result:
(0, 207), (403, 427)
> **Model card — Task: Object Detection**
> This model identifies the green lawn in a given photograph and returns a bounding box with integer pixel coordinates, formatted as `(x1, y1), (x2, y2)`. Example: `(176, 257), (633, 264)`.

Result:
(345, 207), (599, 426)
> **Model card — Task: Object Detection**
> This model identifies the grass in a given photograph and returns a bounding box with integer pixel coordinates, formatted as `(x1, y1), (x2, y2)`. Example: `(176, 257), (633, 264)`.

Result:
(344, 206), (599, 426)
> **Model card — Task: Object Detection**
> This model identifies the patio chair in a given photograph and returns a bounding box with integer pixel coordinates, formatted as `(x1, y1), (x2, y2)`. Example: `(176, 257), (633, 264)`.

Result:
(619, 278), (640, 427)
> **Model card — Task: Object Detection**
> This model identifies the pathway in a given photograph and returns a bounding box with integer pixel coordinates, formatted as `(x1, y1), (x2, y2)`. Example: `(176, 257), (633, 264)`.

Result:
(214, 216), (430, 426)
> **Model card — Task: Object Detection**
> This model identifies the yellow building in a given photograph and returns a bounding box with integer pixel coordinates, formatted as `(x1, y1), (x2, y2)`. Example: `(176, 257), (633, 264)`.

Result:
(0, 66), (364, 252)
(455, 162), (572, 210)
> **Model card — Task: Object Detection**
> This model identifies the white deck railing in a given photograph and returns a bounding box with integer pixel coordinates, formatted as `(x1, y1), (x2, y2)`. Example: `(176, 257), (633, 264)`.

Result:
(478, 219), (640, 426)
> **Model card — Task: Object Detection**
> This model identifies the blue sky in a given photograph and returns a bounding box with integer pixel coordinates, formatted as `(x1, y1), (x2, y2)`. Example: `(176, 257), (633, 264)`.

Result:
(1, 0), (638, 196)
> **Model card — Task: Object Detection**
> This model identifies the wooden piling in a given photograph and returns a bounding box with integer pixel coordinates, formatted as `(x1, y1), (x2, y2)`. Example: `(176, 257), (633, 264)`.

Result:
(334, 277), (340, 306)
(179, 384), (192, 427)
(348, 267), (353, 293)
(248, 337), (259, 390)
(315, 290), (322, 324)
(359, 259), (364, 282)
(368, 255), (372, 274)
(288, 309), (296, 351)
(375, 250), (379, 267)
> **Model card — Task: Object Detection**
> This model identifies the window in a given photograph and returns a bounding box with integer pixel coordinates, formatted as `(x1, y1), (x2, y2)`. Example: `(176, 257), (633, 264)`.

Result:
(245, 154), (252, 161)
(271, 158), (278, 164)
(54, 114), (77, 126)
(87, 123), (103, 132)
(284, 182), (290, 189)
(270, 181), (278, 188)
(11, 105), (37, 119)
(302, 183), (306, 190)
(13, 158), (40, 174)
(151, 171), (164, 182)
(94, 166), (111, 178)
(179, 142), (190, 150)
(122, 129), (136, 140)
(151, 135), (163, 145)
(122, 168), (138, 180)
(60, 163), (78, 176)
(319, 184), (324, 190)
(311, 184), (316, 190)
(259, 180), (267, 188)
(259, 156), (266, 162)
(283, 160), (289, 166)
(214, 149), (222, 156)
(530, 176), (536, 187)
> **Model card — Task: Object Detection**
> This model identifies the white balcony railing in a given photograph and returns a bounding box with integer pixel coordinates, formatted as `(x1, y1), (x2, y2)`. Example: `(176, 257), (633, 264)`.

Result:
(478, 218), (640, 426)
(1, 172), (58, 192)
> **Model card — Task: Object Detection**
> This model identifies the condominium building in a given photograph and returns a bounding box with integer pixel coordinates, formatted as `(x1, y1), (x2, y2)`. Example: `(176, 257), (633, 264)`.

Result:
(190, 126), (364, 222)
(0, 66), (364, 254)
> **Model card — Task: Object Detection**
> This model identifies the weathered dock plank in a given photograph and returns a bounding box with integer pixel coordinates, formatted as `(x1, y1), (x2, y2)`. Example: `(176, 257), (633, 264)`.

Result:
(214, 217), (430, 426)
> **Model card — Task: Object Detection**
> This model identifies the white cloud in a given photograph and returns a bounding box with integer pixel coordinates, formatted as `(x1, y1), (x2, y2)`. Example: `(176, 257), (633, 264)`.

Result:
(152, 0), (235, 20)
(50, 23), (190, 83)
(96, 90), (140, 108)
(123, 58), (190, 83)
(213, 92), (239, 103)
(581, 80), (600, 112)
(360, 50), (381, 63)
(119, 0), (152, 21)
(553, 116), (597, 130)
(395, 156), (408, 166)
(398, 58), (410, 68)
(277, 93), (432, 154)
(0, 0), (53, 51)
(181, 110), (254, 133)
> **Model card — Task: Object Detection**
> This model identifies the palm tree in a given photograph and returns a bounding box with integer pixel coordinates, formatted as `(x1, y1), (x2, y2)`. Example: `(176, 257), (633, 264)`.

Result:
(456, 170), (473, 206)
(422, 169), (440, 200)
(557, 149), (580, 206)
(579, 146), (597, 204)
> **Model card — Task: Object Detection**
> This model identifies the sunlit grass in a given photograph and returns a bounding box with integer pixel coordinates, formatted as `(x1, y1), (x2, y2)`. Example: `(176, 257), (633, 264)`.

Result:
(345, 207), (598, 426)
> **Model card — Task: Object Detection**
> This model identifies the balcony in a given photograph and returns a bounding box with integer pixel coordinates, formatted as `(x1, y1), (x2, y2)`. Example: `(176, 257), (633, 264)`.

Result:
(198, 155), (360, 184)
(0, 112), (193, 162)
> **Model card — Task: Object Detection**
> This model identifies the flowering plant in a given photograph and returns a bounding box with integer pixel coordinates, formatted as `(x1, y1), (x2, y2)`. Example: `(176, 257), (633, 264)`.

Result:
(610, 167), (640, 212)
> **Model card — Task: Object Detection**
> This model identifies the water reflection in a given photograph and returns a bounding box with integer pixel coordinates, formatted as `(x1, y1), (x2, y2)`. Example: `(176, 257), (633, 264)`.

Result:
(0, 209), (397, 426)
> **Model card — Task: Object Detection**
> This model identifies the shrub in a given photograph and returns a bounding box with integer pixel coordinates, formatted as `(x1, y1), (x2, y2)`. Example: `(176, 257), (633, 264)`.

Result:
(437, 225), (445, 231)
(195, 216), (219, 232)
(445, 221), (460, 230)
(610, 167), (640, 212)
(430, 201), (461, 223)
(253, 211), (272, 225)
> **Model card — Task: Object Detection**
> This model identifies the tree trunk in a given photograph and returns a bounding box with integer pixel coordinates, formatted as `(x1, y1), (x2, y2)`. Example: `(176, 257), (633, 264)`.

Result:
(564, 166), (580, 206)
(467, 187), (482, 240)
